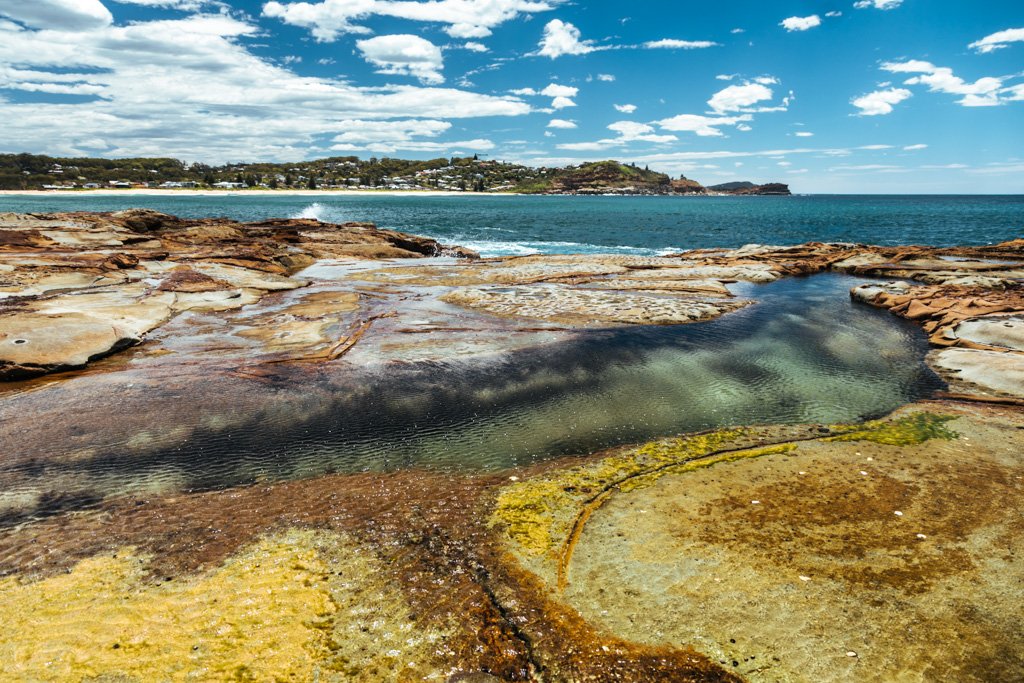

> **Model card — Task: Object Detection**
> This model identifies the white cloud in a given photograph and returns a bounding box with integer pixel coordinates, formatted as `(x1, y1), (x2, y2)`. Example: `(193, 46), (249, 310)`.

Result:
(0, 13), (529, 162)
(969, 27), (1024, 54)
(730, 28), (744, 34)
(596, 73), (615, 82)
(0, 0), (112, 30)
(356, 34), (444, 84)
(607, 120), (675, 142)
(330, 118), (453, 151)
(656, 113), (753, 137)
(540, 83), (578, 98)
(781, 15), (821, 32)
(550, 95), (575, 109)
(510, 87), (537, 96)
(461, 41), (488, 52)
(794, 131), (814, 137)
(112, 0), (215, 8)
(716, 74), (737, 81)
(903, 143), (927, 150)
(851, 87), (912, 115)
(882, 60), (1007, 107)
(326, 118), (496, 153)
(853, 0), (902, 9)
(643, 38), (718, 49)
(708, 82), (774, 113)
(614, 103), (637, 113)
(825, 11), (842, 17)
(263, 0), (563, 42)
(537, 19), (596, 58)
(547, 118), (576, 129)
(557, 120), (676, 150)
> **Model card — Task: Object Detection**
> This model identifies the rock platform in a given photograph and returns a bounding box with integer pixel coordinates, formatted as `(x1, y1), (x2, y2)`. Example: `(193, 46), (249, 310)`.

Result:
(0, 212), (1022, 682)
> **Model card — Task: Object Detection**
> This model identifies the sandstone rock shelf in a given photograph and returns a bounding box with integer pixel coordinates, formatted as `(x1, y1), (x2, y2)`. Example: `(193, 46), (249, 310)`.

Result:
(0, 211), (1022, 682)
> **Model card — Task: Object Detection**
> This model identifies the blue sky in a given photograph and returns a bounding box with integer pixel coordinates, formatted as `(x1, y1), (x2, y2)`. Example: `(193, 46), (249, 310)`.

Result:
(0, 0), (1021, 192)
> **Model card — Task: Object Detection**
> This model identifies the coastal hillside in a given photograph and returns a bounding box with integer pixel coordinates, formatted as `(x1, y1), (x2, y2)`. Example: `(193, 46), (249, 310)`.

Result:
(511, 160), (672, 194)
(0, 152), (788, 195)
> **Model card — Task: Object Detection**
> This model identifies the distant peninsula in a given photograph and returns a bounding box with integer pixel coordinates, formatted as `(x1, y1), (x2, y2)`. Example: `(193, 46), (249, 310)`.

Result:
(0, 153), (790, 196)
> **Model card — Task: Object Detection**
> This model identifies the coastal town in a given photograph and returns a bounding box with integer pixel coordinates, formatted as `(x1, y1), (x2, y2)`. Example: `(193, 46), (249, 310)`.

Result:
(0, 153), (790, 195)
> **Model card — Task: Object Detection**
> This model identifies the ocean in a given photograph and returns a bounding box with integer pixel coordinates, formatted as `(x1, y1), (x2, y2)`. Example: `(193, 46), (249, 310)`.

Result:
(2, 193), (1021, 256)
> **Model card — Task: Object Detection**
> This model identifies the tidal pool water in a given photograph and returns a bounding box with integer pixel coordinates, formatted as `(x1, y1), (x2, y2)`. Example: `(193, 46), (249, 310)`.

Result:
(0, 273), (944, 523)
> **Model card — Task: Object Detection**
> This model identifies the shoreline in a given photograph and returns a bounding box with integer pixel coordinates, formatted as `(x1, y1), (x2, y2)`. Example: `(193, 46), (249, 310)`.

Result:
(0, 189), (511, 198)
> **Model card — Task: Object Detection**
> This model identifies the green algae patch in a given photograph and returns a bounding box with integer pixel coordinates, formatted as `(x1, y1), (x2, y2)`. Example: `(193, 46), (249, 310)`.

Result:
(492, 428), (747, 558)
(825, 412), (959, 446)
(0, 528), (337, 682)
(633, 443), (798, 489)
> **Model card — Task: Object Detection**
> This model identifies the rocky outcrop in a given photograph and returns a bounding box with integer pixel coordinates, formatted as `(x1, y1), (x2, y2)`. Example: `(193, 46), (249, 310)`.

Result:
(0, 210), (473, 379)
(707, 181), (792, 195)
(670, 176), (707, 194)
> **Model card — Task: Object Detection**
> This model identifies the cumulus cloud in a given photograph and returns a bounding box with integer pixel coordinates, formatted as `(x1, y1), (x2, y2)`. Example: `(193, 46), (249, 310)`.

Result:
(112, 0), (217, 8)
(331, 119), (493, 153)
(708, 82), (775, 113)
(263, 0), (563, 42)
(968, 28), (1024, 54)
(607, 121), (676, 142)
(648, 77), (788, 138)
(853, 0), (902, 9)
(537, 19), (597, 58)
(781, 15), (821, 32)
(536, 20), (717, 58)
(356, 34), (444, 84)
(557, 120), (676, 151)
(0, 12), (529, 162)
(882, 60), (1008, 107)
(0, 0), (112, 30)
(614, 103), (637, 113)
(656, 113), (753, 137)
(851, 87), (912, 115)
(547, 118), (576, 129)
(540, 83), (578, 98)
(643, 38), (718, 49)
(596, 73), (615, 81)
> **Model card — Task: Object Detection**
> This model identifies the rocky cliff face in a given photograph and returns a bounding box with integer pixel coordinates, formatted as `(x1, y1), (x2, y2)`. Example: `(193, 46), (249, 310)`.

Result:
(670, 177), (706, 194)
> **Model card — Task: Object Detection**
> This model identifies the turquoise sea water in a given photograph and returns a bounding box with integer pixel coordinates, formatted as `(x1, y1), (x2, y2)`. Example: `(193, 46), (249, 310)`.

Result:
(2, 193), (1021, 256)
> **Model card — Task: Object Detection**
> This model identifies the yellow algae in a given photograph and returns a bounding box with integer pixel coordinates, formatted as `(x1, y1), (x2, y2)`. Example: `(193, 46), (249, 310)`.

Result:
(622, 443), (798, 492)
(491, 428), (746, 557)
(0, 529), (336, 682)
(555, 442), (799, 590)
(825, 412), (958, 446)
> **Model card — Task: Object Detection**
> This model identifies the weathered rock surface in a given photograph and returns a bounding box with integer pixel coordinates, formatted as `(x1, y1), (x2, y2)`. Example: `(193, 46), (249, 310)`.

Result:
(0, 214), (1023, 682)
(0, 210), (470, 379)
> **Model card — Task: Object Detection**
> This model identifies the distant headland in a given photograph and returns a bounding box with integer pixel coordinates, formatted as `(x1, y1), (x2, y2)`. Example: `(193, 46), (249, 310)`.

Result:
(0, 153), (790, 196)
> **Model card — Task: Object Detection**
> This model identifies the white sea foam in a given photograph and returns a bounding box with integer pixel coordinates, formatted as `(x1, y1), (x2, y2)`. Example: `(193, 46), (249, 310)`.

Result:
(292, 202), (329, 221)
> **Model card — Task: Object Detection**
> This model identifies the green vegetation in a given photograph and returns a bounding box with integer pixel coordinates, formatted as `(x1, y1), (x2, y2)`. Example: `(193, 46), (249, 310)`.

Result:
(0, 153), (689, 194)
(826, 413), (959, 446)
